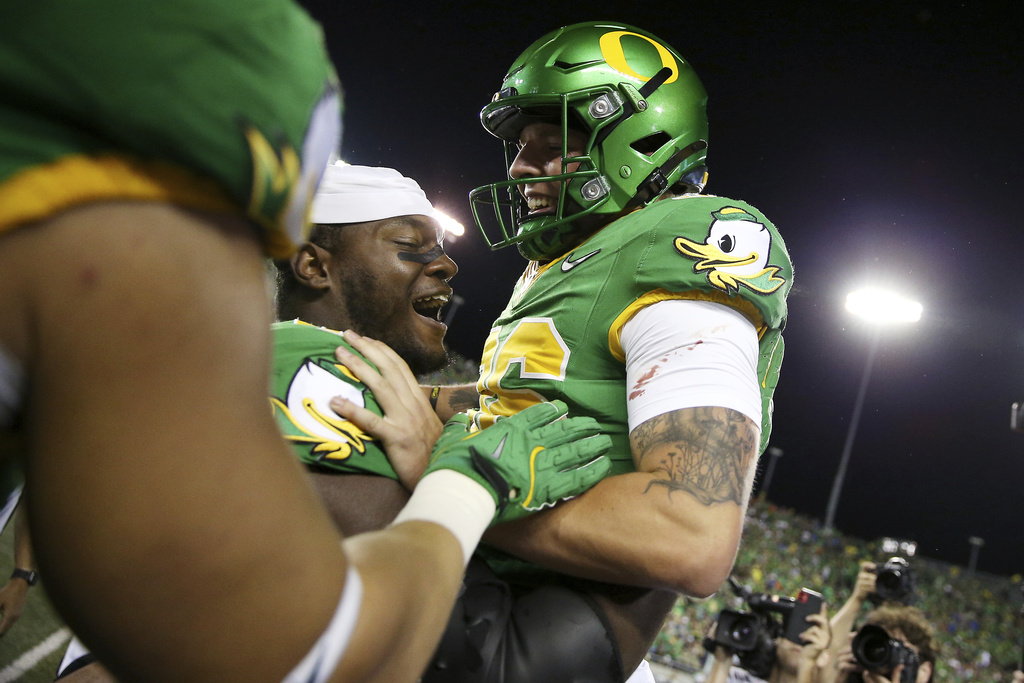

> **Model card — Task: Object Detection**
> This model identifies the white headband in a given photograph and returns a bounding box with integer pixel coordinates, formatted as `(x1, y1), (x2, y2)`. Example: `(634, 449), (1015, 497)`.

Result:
(311, 163), (435, 225)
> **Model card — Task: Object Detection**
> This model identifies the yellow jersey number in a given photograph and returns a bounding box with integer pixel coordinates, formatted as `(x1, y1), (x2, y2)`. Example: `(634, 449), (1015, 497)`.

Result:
(474, 317), (569, 428)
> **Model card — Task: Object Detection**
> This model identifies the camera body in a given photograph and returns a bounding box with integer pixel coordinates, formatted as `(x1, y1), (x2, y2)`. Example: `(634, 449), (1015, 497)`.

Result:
(705, 584), (823, 678)
(712, 608), (776, 653)
(871, 557), (916, 604)
(851, 624), (920, 682)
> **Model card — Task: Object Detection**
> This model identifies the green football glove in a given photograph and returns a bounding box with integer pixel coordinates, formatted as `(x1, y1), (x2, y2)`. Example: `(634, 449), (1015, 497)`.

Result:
(425, 400), (612, 524)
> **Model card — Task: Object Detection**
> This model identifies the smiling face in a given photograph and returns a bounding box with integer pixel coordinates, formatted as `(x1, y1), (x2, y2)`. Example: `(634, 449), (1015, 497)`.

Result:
(509, 121), (589, 221)
(504, 121), (614, 259)
(321, 214), (456, 375)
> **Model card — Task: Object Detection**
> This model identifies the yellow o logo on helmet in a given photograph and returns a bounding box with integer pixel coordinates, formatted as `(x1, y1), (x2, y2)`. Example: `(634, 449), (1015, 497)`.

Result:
(598, 30), (679, 85)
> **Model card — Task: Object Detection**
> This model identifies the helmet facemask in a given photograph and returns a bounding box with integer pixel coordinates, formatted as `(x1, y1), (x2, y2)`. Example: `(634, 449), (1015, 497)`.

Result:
(471, 88), (621, 260)
(470, 22), (710, 261)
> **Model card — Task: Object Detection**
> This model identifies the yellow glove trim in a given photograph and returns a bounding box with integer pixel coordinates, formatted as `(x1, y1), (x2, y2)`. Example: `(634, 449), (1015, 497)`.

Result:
(521, 446), (545, 509)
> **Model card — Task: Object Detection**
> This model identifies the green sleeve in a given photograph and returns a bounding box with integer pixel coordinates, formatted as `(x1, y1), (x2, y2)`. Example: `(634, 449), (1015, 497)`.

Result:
(269, 321), (397, 479)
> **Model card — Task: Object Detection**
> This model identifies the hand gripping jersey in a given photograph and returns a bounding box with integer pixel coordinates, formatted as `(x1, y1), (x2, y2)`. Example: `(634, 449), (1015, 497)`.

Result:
(473, 195), (792, 475)
(271, 321), (629, 682)
(0, 0), (340, 258)
(270, 321), (397, 478)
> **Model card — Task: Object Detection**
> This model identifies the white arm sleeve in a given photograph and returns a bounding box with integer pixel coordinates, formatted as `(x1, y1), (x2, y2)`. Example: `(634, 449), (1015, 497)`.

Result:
(620, 299), (762, 434)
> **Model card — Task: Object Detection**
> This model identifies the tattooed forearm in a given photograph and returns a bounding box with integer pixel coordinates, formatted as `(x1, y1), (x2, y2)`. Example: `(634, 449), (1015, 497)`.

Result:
(630, 407), (759, 506)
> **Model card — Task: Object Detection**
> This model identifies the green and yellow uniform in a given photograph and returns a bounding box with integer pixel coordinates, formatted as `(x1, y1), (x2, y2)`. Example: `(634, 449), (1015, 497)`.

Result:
(269, 320), (627, 683)
(0, 0), (341, 505)
(0, 0), (340, 258)
(270, 320), (395, 478)
(474, 194), (792, 473)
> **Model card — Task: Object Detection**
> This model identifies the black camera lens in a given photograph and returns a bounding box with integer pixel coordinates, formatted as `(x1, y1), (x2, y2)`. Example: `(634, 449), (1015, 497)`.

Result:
(853, 625), (897, 667)
(873, 558), (915, 603)
(858, 633), (892, 665)
(876, 570), (902, 592)
(729, 615), (760, 649)
(851, 624), (920, 682)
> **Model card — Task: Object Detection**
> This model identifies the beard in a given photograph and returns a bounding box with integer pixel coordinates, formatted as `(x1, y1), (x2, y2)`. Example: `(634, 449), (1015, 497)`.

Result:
(337, 267), (448, 376)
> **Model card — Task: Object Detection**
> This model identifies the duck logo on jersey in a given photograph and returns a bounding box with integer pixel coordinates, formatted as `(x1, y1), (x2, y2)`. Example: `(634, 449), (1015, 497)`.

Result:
(270, 358), (373, 463)
(673, 207), (787, 296)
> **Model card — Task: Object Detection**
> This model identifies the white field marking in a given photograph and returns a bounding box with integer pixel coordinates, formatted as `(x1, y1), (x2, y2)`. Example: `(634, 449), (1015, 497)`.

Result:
(0, 627), (71, 682)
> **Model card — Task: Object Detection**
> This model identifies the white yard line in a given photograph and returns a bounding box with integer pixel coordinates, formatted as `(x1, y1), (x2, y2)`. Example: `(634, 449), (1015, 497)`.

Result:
(0, 627), (71, 682)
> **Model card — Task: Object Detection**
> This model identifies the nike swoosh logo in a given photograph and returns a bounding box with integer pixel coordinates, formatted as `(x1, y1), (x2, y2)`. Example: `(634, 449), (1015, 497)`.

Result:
(560, 249), (601, 272)
(489, 434), (507, 461)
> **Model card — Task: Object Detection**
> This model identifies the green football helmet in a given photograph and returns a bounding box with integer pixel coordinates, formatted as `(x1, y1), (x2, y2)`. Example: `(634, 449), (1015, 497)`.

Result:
(470, 21), (710, 260)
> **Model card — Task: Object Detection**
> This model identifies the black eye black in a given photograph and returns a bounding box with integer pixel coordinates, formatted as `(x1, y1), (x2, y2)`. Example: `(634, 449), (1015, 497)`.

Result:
(718, 234), (735, 252)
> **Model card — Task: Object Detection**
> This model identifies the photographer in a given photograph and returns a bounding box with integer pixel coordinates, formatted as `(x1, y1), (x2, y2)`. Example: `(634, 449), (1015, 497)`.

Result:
(822, 559), (917, 683)
(705, 600), (831, 683)
(834, 605), (937, 683)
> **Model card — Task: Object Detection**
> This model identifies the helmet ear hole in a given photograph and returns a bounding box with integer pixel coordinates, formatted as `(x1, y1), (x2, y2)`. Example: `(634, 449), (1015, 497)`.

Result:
(630, 131), (671, 156)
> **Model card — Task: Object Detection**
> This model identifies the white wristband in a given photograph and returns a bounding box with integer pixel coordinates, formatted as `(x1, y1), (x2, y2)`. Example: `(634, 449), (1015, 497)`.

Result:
(390, 469), (497, 566)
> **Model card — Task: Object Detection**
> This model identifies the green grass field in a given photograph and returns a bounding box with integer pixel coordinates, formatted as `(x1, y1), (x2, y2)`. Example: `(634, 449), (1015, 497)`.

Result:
(0, 518), (68, 682)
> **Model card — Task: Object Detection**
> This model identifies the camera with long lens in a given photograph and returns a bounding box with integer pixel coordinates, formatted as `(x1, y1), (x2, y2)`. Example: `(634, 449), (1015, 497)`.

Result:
(850, 624), (920, 682)
(871, 557), (916, 604)
(705, 579), (823, 678)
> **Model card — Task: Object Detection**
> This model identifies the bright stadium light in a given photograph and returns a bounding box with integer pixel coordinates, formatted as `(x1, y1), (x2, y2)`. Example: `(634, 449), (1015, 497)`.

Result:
(845, 288), (923, 324)
(824, 287), (922, 532)
(433, 208), (465, 237)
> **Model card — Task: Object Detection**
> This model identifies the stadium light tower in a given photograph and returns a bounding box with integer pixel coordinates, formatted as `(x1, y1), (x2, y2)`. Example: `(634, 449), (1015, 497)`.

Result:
(824, 288), (922, 532)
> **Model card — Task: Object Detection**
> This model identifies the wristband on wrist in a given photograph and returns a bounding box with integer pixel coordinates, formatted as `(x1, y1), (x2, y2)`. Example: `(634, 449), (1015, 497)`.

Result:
(390, 469), (495, 566)
(11, 568), (38, 586)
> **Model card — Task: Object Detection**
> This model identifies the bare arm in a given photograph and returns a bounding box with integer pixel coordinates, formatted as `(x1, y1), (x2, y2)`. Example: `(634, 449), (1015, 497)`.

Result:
(706, 646), (734, 683)
(309, 472), (409, 536)
(428, 383), (480, 422)
(825, 562), (876, 667)
(484, 405), (759, 596)
(10, 497), (32, 572)
(0, 499), (33, 636)
(1, 204), (473, 683)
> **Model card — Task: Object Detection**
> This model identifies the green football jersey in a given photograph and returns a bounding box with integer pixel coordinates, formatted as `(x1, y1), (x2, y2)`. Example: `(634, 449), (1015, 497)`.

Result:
(0, 0), (340, 256)
(473, 194), (792, 474)
(270, 320), (396, 479)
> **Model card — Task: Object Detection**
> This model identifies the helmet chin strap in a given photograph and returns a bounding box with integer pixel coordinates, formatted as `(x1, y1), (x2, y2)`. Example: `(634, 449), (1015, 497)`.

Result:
(623, 139), (709, 210)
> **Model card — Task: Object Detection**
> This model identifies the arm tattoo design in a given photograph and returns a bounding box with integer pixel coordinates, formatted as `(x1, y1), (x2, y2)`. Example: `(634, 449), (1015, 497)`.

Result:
(631, 407), (758, 506)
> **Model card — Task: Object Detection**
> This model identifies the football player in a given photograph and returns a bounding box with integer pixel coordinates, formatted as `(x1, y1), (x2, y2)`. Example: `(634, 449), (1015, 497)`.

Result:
(270, 164), (628, 683)
(443, 20), (794, 681)
(49, 162), (612, 682)
(0, 3), (610, 681)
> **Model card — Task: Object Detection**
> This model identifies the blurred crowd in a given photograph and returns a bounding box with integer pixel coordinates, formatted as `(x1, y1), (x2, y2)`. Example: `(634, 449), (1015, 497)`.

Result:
(649, 499), (1023, 681)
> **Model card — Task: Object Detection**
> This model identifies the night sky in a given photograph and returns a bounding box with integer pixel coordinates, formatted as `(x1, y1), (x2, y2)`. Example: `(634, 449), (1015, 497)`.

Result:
(299, 1), (1023, 577)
